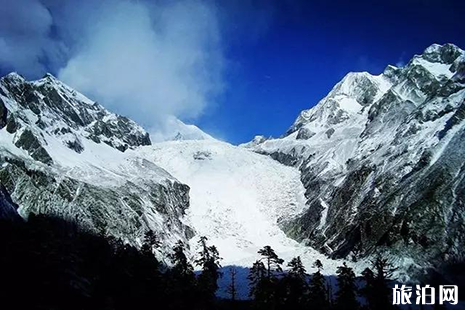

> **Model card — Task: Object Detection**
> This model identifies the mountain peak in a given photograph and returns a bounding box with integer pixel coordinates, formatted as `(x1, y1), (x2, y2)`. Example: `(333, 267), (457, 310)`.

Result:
(39, 72), (62, 84)
(420, 43), (464, 64)
(0, 72), (152, 156)
(1, 72), (25, 84)
(247, 43), (465, 276)
(42, 72), (57, 79)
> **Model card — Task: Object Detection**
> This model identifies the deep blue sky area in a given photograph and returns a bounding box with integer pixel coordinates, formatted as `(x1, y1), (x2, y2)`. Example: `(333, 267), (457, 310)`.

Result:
(1, 0), (464, 144)
(196, 0), (465, 143)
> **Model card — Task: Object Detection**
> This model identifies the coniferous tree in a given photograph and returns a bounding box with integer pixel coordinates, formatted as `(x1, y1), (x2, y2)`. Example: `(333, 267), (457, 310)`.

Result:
(360, 267), (376, 310)
(374, 256), (396, 302)
(169, 240), (194, 278)
(361, 256), (396, 310)
(288, 256), (307, 280)
(334, 262), (359, 310)
(248, 246), (284, 309)
(314, 259), (324, 271)
(141, 230), (161, 258)
(248, 260), (267, 299)
(281, 256), (309, 310)
(258, 245), (284, 278)
(249, 258), (277, 310)
(374, 256), (396, 281)
(144, 230), (161, 248)
(308, 259), (329, 310)
(195, 236), (222, 302)
(166, 240), (196, 309)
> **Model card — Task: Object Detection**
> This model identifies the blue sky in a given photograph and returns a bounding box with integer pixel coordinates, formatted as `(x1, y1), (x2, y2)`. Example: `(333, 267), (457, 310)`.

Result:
(1, 0), (464, 144)
(196, 0), (465, 143)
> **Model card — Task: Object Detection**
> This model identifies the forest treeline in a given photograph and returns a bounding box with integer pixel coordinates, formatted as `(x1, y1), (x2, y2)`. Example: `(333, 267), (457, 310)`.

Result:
(0, 214), (400, 310)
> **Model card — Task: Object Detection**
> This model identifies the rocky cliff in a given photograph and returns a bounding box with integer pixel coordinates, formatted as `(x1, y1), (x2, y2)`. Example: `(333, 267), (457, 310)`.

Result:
(246, 43), (465, 279)
(0, 72), (193, 252)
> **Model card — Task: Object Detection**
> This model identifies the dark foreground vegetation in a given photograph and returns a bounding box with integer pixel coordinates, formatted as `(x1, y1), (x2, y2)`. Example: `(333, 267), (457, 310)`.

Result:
(0, 214), (436, 310)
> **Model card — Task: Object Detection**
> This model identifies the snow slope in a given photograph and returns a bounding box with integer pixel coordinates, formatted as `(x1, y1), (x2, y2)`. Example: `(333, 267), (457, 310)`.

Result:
(245, 43), (465, 280)
(137, 140), (363, 297)
(150, 117), (214, 142)
(1, 71), (358, 292)
(0, 72), (192, 252)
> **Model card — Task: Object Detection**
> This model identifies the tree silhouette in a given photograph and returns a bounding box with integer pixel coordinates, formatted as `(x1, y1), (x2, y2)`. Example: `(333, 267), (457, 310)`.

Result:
(360, 267), (376, 309)
(258, 245), (284, 278)
(141, 230), (161, 258)
(287, 256), (307, 280)
(314, 259), (324, 271)
(248, 246), (284, 309)
(144, 230), (161, 248)
(166, 240), (196, 309)
(334, 262), (359, 310)
(248, 259), (267, 299)
(361, 256), (396, 310)
(281, 256), (309, 310)
(169, 240), (194, 278)
(308, 259), (330, 310)
(195, 236), (222, 302)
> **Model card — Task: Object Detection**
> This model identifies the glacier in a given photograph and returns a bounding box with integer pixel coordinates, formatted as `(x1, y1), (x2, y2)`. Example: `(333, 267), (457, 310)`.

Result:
(1, 42), (464, 296)
(245, 43), (465, 281)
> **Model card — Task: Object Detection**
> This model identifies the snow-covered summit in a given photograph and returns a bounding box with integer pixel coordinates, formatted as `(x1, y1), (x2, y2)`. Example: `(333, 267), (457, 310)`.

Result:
(284, 44), (464, 140)
(1, 42), (464, 287)
(1, 70), (360, 296)
(239, 135), (269, 148)
(150, 117), (214, 142)
(247, 43), (465, 279)
(1, 72), (151, 156)
(0, 72), (192, 252)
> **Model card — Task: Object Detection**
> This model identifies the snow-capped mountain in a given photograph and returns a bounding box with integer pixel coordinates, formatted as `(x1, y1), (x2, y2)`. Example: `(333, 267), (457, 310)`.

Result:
(0, 70), (358, 292)
(150, 117), (214, 142)
(0, 72), (193, 252)
(136, 139), (357, 297)
(1, 42), (463, 287)
(246, 43), (465, 279)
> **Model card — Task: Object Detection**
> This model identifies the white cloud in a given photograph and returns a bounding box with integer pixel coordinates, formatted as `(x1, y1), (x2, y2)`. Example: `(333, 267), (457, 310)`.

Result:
(395, 60), (405, 68)
(1, 0), (225, 134)
(0, 0), (64, 76)
(58, 0), (224, 130)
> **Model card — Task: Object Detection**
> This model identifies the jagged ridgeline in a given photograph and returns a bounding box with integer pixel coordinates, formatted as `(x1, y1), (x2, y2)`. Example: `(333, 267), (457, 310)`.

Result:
(0, 72), (193, 251)
(1, 43), (464, 285)
(246, 43), (465, 278)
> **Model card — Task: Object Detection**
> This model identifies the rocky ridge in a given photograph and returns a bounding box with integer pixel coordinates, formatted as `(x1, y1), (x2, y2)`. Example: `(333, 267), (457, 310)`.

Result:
(245, 43), (465, 279)
(0, 73), (193, 253)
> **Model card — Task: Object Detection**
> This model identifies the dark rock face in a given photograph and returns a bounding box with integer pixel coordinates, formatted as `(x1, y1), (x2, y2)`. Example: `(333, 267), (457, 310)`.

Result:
(0, 72), (193, 252)
(0, 73), (151, 155)
(258, 150), (300, 167)
(296, 127), (315, 140)
(325, 128), (335, 138)
(250, 43), (465, 277)
(6, 114), (19, 133)
(0, 98), (7, 129)
(422, 43), (463, 64)
(87, 117), (151, 152)
(14, 129), (53, 165)
(193, 151), (212, 160)
(0, 158), (193, 244)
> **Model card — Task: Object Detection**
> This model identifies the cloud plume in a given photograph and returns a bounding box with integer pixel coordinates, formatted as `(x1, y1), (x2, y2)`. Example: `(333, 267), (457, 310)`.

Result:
(0, 0), (64, 76)
(0, 0), (225, 132)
